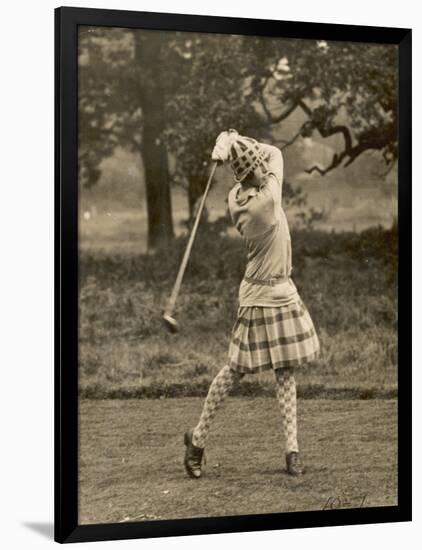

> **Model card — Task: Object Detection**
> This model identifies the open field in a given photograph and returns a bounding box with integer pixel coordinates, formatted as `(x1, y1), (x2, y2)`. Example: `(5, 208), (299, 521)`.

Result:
(79, 225), (397, 398)
(78, 398), (397, 524)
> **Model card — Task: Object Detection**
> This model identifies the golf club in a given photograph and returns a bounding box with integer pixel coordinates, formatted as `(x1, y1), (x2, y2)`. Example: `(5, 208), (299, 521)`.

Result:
(163, 161), (218, 333)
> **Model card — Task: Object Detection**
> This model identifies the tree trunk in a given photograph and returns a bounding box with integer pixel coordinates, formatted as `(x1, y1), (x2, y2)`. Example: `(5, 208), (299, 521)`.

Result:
(142, 127), (174, 249)
(134, 32), (174, 249)
(187, 183), (197, 221)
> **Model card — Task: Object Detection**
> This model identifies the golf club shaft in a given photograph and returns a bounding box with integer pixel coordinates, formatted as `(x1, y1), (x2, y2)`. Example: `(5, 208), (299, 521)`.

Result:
(164, 161), (218, 316)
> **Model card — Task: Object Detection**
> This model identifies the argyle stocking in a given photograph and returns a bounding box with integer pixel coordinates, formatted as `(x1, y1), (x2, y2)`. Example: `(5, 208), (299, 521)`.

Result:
(274, 367), (299, 453)
(192, 365), (243, 448)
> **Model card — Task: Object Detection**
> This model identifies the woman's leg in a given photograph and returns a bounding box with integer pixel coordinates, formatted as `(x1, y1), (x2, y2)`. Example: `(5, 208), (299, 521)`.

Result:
(184, 364), (243, 478)
(192, 364), (244, 448)
(274, 367), (299, 454)
(274, 366), (306, 475)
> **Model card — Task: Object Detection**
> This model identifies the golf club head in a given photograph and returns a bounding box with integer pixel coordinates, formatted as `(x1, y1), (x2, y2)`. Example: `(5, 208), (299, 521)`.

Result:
(162, 313), (179, 333)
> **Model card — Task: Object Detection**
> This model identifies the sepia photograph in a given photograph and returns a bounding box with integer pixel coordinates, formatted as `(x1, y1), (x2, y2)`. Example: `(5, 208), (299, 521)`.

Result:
(70, 13), (405, 533)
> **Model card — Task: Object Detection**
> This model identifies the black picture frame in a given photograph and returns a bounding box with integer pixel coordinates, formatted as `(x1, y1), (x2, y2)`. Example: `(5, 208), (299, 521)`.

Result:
(55, 6), (412, 544)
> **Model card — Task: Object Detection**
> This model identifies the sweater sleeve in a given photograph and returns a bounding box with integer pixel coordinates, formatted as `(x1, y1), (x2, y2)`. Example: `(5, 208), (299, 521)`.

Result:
(259, 143), (284, 184)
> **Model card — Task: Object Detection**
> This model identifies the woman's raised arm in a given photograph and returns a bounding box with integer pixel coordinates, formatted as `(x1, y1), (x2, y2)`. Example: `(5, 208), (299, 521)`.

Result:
(260, 143), (284, 181)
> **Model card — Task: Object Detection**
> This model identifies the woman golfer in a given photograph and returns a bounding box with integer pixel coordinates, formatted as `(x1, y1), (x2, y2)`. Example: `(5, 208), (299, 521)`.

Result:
(184, 129), (320, 478)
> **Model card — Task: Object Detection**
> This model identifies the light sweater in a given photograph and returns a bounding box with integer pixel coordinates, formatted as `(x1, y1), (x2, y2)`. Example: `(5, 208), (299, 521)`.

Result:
(227, 144), (300, 307)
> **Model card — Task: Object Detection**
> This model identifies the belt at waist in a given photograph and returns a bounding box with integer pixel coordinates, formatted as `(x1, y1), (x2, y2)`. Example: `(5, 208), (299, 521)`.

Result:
(243, 275), (290, 287)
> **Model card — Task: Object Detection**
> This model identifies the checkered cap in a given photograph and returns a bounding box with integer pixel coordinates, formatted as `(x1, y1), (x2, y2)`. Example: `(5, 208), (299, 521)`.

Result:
(229, 136), (267, 183)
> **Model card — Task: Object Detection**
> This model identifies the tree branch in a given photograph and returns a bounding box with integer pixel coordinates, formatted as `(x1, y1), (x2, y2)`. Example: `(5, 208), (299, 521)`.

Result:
(296, 99), (369, 176)
(256, 76), (300, 125)
(274, 123), (307, 151)
(257, 76), (273, 122)
(269, 100), (300, 124)
(305, 143), (373, 175)
(305, 153), (344, 176)
(257, 86), (383, 177)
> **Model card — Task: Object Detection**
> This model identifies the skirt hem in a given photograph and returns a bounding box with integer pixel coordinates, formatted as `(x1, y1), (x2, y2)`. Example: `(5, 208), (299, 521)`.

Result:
(229, 350), (320, 374)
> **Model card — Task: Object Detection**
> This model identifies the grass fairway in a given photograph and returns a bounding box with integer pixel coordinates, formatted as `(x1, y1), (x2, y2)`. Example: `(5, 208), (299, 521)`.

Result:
(78, 398), (397, 525)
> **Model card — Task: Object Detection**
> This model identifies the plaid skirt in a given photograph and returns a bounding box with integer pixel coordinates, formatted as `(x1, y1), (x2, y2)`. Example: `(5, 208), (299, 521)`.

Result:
(228, 300), (320, 373)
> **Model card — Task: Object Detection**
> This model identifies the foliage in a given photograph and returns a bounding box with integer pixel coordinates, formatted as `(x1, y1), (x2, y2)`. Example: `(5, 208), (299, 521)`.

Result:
(79, 28), (143, 188)
(79, 29), (398, 239)
(243, 38), (398, 173)
(161, 34), (263, 212)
